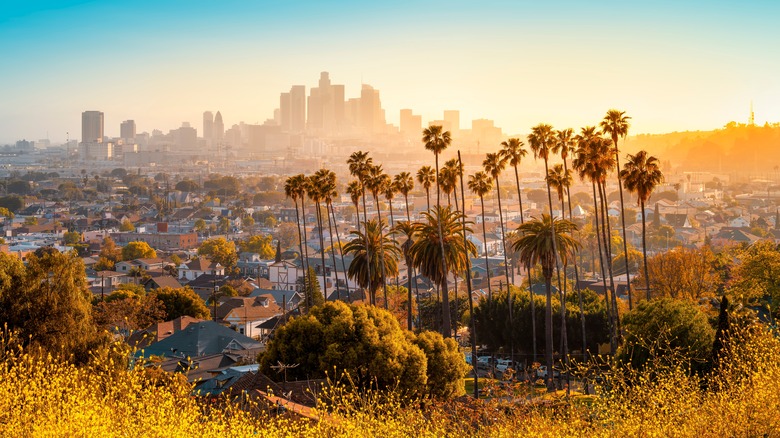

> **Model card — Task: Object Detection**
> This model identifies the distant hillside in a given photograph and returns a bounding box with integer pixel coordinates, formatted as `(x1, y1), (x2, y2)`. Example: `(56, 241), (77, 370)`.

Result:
(624, 123), (780, 173)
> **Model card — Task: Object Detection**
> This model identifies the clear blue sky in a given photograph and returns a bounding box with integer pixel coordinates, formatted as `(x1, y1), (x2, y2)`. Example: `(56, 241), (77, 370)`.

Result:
(1, 0), (778, 143)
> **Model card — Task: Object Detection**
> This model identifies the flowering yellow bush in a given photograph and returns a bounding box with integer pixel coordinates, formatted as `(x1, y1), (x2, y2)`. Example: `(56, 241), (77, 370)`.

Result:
(1, 323), (779, 437)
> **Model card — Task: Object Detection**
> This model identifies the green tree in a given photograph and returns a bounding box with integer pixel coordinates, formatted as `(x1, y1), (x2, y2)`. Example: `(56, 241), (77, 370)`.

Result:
(409, 206), (476, 338)
(343, 219), (400, 306)
(512, 214), (579, 390)
(198, 237), (238, 269)
(298, 266), (325, 312)
(63, 231), (82, 245)
(193, 218), (207, 234)
(416, 166), (435, 211)
(150, 286), (210, 320)
(239, 234), (276, 259)
(634, 246), (718, 301)
(618, 298), (714, 375)
(468, 171), (494, 297)
(119, 219), (135, 232)
(0, 250), (103, 362)
(260, 301), (466, 399)
(121, 241), (157, 261)
(0, 195), (24, 212)
(0, 207), (14, 219)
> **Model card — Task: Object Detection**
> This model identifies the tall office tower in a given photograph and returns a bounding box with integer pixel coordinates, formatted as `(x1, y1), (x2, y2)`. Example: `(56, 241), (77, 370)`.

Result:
(81, 111), (104, 143)
(443, 110), (460, 136)
(307, 72), (346, 135)
(120, 120), (136, 140)
(289, 85), (306, 133)
(203, 111), (214, 143)
(360, 84), (385, 134)
(214, 111), (224, 142)
(400, 109), (422, 138)
(279, 92), (291, 131)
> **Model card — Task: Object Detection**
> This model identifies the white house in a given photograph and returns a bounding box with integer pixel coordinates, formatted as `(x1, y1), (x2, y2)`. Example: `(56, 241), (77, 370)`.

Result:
(178, 257), (224, 282)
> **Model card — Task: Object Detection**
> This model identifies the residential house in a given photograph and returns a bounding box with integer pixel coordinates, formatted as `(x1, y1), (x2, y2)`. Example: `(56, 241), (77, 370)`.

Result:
(140, 320), (263, 359)
(179, 257), (224, 282)
(216, 296), (283, 338)
(126, 316), (202, 348)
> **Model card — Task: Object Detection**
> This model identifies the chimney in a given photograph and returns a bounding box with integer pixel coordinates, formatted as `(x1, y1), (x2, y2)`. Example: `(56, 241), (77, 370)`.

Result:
(157, 222), (168, 233)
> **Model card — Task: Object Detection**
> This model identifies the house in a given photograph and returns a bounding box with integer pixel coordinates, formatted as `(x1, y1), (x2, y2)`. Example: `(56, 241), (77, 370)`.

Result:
(115, 258), (167, 273)
(179, 257), (224, 282)
(664, 213), (693, 229)
(248, 288), (303, 310)
(143, 275), (183, 291)
(711, 228), (761, 247)
(268, 260), (304, 292)
(126, 316), (202, 348)
(216, 296), (283, 338)
(140, 320), (263, 359)
(236, 252), (273, 278)
(728, 216), (750, 228)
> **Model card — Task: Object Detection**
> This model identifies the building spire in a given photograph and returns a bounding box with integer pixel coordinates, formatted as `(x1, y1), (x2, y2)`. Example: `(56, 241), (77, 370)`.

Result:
(749, 101), (755, 126)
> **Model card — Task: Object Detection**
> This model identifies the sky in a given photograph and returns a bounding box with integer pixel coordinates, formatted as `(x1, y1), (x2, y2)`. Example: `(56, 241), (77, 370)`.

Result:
(1, 0), (779, 143)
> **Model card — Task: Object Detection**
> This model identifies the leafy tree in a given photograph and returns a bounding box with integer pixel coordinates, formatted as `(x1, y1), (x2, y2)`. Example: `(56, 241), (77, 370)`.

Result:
(264, 216), (278, 228)
(104, 283), (147, 302)
(193, 218), (207, 234)
(0, 207), (14, 219)
(242, 216), (255, 230)
(93, 293), (166, 332)
(119, 219), (135, 232)
(6, 180), (31, 195)
(175, 180), (200, 192)
(24, 217), (38, 226)
(149, 286), (210, 320)
(0, 195), (24, 212)
(634, 246), (718, 301)
(730, 240), (780, 307)
(94, 256), (116, 271)
(198, 237), (237, 269)
(217, 217), (231, 234)
(260, 301), (466, 398)
(298, 266), (325, 312)
(343, 219), (400, 306)
(239, 234), (275, 259)
(275, 222), (299, 250)
(63, 231), (82, 245)
(618, 298), (714, 374)
(0, 250), (104, 362)
(121, 241), (157, 261)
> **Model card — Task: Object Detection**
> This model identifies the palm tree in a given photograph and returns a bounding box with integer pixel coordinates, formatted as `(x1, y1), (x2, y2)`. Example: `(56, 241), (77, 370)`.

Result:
(573, 129), (620, 353)
(416, 166), (435, 212)
(443, 158), (464, 311)
(317, 169), (345, 301)
(385, 178), (400, 297)
(513, 214), (579, 391)
(393, 172), (415, 222)
(483, 152), (512, 291)
(601, 109), (633, 309)
(393, 220), (418, 330)
(409, 206), (476, 337)
(546, 163), (573, 363)
(468, 171), (494, 298)
(346, 180), (362, 230)
(620, 150), (664, 300)
(500, 138), (528, 224)
(422, 125), (454, 336)
(307, 173), (328, 300)
(347, 151), (374, 298)
(366, 164), (392, 308)
(284, 175), (308, 304)
(343, 219), (400, 306)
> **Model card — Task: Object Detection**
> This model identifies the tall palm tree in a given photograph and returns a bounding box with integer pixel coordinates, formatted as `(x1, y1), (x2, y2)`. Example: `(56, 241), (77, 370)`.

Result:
(366, 164), (392, 308)
(546, 164), (573, 362)
(346, 180), (362, 230)
(284, 175), (308, 304)
(439, 167), (455, 207)
(393, 172), (415, 222)
(347, 151), (374, 298)
(307, 173), (328, 300)
(513, 214), (579, 391)
(343, 219), (400, 306)
(393, 220), (418, 330)
(620, 150), (664, 300)
(416, 166), (435, 212)
(483, 152), (512, 291)
(500, 138), (528, 224)
(409, 206), (476, 337)
(317, 169), (343, 301)
(601, 109), (633, 309)
(443, 158), (464, 312)
(468, 171), (494, 298)
(555, 128), (588, 357)
(422, 125), (454, 336)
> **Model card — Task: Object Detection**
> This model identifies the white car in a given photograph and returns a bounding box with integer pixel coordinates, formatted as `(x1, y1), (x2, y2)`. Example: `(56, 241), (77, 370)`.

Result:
(495, 359), (513, 373)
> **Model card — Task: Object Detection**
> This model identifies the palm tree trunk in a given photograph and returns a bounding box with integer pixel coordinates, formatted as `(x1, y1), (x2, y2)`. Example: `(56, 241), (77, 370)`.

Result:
(544, 274), (554, 392)
(434, 153), (451, 338)
(528, 263), (537, 363)
(479, 196), (492, 297)
(404, 192), (421, 324)
(599, 182), (620, 353)
(452, 185), (460, 333)
(330, 203), (351, 302)
(457, 150), (479, 398)
(641, 199), (651, 300)
(513, 165), (525, 224)
(542, 157), (560, 385)
(389, 200), (401, 309)
(494, 178), (512, 311)
(615, 148), (633, 310)
(559, 196), (568, 378)
(592, 181), (613, 352)
(425, 188), (430, 212)
(293, 198), (308, 308)
(374, 194), (389, 310)
(316, 202), (328, 301)
(352, 200), (366, 302)
(300, 196), (312, 308)
(361, 188), (373, 301)
(325, 201), (341, 301)
(562, 157), (588, 360)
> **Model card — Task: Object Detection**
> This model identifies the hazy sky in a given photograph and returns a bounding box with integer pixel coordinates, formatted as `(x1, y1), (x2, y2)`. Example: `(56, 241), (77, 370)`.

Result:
(1, 0), (778, 143)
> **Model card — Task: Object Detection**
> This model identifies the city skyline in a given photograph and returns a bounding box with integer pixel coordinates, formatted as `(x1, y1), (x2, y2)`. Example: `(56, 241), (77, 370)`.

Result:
(1, 1), (779, 143)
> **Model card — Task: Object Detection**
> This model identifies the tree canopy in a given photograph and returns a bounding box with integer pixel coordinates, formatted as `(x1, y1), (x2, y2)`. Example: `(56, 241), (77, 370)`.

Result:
(198, 237), (238, 269)
(149, 286), (210, 321)
(121, 241), (157, 261)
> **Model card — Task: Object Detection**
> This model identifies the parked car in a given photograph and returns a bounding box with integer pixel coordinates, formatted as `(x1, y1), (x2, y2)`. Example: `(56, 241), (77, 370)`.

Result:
(476, 356), (494, 370)
(495, 359), (513, 373)
(536, 366), (560, 378)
